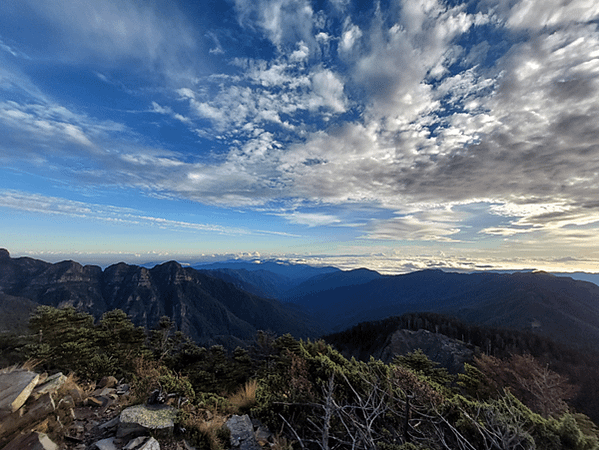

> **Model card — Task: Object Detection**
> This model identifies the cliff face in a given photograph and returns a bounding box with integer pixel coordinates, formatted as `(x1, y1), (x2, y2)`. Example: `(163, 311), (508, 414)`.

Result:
(0, 250), (319, 345)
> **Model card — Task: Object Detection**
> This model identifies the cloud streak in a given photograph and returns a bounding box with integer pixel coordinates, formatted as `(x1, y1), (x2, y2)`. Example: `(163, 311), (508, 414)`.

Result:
(0, 190), (299, 237)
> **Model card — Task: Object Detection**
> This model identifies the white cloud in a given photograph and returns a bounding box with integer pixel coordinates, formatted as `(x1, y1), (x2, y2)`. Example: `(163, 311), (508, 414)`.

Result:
(0, 189), (299, 237)
(290, 41), (310, 61)
(177, 55), (346, 137)
(504, 0), (599, 30)
(2, 0), (599, 261)
(278, 211), (342, 227)
(339, 21), (362, 54)
(151, 101), (192, 125)
(310, 69), (347, 113)
(3, 0), (198, 80)
(233, 0), (317, 51)
(363, 214), (461, 241)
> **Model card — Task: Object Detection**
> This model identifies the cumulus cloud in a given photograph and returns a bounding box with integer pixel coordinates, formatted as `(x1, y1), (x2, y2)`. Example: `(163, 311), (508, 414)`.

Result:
(176, 55), (347, 137)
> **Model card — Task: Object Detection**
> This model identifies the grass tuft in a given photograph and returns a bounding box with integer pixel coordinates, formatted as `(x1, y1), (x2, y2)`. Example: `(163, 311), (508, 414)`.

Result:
(228, 379), (258, 412)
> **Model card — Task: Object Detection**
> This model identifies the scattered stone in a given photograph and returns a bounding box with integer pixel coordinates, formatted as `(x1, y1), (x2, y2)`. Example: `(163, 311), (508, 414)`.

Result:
(123, 436), (149, 449)
(58, 394), (76, 410)
(64, 433), (84, 443)
(69, 423), (85, 437)
(93, 436), (119, 450)
(0, 370), (40, 414)
(67, 387), (85, 405)
(179, 440), (197, 450)
(3, 431), (58, 450)
(138, 436), (161, 450)
(123, 435), (161, 450)
(85, 397), (105, 407)
(255, 426), (273, 446)
(31, 372), (67, 400)
(0, 393), (55, 440)
(92, 387), (117, 398)
(98, 416), (120, 431)
(116, 384), (131, 396)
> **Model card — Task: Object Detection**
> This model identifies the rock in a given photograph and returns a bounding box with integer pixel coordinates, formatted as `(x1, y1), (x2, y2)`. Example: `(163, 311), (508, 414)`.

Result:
(255, 427), (273, 446)
(0, 393), (55, 440)
(98, 376), (118, 389)
(226, 415), (261, 450)
(31, 372), (67, 400)
(378, 329), (474, 373)
(118, 404), (178, 439)
(98, 416), (120, 431)
(138, 436), (161, 450)
(67, 386), (84, 405)
(93, 437), (119, 450)
(116, 384), (131, 396)
(85, 397), (105, 407)
(57, 394), (75, 410)
(3, 431), (58, 450)
(124, 436), (149, 449)
(0, 370), (40, 414)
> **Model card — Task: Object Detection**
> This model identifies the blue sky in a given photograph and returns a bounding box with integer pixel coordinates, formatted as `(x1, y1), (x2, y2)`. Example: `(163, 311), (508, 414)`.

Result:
(1, 0), (599, 273)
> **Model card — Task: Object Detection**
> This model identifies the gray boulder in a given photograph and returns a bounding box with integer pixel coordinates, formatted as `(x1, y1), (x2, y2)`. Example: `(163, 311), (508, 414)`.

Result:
(226, 415), (261, 450)
(118, 404), (177, 439)
(0, 370), (40, 414)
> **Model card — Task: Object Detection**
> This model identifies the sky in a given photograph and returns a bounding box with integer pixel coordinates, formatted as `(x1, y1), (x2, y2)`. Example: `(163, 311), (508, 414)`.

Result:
(1, 0), (599, 273)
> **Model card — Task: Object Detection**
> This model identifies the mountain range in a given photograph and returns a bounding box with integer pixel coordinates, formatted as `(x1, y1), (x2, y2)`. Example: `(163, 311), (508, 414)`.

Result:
(0, 249), (320, 346)
(2, 248), (599, 353)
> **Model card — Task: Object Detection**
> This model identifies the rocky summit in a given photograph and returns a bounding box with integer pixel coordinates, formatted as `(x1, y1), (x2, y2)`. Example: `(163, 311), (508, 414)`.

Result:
(0, 366), (275, 450)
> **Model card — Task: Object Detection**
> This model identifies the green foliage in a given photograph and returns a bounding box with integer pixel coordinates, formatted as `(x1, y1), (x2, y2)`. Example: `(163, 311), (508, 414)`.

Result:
(17, 307), (599, 450)
(24, 306), (146, 380)
(457, 362), (496, 400)
(97, 309), (146, 365)
(194, 392), (230, 411)
(25, 306), (98, 378)
(393, 349), (453, 387)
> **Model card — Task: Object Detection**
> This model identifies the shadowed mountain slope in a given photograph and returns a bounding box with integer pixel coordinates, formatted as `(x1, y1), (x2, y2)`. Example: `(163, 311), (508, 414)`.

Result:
(0, 249), (321, 346)
(295, 269), (599, 350)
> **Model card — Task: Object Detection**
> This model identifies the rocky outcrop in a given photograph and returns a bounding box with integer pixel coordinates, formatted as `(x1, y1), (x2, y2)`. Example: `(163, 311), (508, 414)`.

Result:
(377, 329), (474, 373)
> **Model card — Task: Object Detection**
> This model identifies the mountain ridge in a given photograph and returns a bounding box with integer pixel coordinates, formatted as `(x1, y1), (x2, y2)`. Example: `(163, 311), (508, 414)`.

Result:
(0, 249), (321, 346)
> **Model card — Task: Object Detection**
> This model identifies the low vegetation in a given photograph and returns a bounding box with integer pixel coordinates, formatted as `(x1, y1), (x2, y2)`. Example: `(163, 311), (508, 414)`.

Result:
(2, 305), (599, 449)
